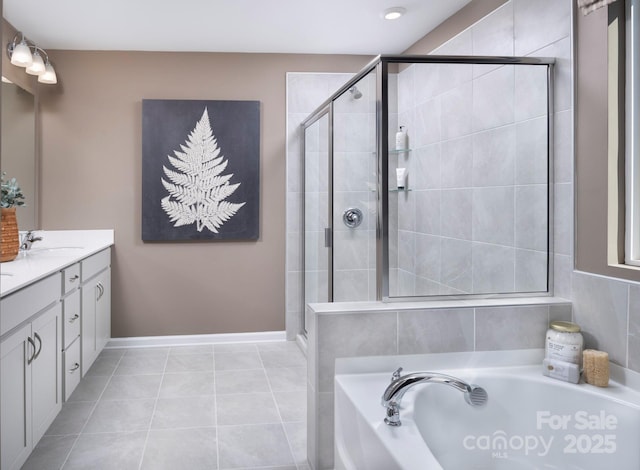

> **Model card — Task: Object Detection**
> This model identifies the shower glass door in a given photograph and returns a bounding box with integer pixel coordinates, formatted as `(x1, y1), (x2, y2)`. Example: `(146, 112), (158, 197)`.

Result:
(303, 111), (330, 320)
(331, 71), (378, 301)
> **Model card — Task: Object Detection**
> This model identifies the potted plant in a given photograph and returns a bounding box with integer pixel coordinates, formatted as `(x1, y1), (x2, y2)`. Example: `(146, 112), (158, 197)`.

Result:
(1, 172), (25, 262)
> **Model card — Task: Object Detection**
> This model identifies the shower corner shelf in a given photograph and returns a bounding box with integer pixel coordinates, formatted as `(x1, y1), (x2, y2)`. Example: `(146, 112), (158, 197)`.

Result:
(389, 188), (412, 192)
(389, 149), (411, 154)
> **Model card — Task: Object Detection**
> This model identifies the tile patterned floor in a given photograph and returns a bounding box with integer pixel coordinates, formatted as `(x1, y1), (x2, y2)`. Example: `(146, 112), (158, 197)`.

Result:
(22, 341), (309, 470)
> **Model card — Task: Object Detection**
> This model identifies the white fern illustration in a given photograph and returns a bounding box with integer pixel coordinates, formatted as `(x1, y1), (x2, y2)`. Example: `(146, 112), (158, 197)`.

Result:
(161, 107), (245, 233)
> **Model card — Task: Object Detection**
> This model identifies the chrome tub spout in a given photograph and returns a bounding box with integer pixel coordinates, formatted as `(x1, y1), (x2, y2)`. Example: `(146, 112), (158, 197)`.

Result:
(381, 370), (488, 426)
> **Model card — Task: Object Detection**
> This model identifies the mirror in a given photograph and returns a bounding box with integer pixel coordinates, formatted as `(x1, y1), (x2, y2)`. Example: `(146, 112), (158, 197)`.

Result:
(1, 78), (37, 230)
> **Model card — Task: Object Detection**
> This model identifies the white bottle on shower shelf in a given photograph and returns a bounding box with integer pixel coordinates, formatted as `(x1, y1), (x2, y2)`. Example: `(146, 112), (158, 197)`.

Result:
(396, 168), (407, 190)
(395, 126), (408, 151)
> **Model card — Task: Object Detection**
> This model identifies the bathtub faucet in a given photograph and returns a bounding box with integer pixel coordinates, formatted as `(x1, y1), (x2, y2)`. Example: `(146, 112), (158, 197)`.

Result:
(381, 369), (488, 426)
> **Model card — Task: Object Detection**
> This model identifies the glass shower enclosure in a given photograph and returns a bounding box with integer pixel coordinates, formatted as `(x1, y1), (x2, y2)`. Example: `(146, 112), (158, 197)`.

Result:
(301, 55), (554, 330)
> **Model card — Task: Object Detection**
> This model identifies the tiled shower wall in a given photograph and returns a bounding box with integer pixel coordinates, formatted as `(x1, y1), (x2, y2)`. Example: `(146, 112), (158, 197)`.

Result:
(389, 1), (571, 297)
(392, 61), (550, 296)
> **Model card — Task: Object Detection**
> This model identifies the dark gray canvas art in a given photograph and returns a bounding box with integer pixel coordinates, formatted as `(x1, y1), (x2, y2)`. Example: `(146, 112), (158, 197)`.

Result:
(142, 99), (260, 241)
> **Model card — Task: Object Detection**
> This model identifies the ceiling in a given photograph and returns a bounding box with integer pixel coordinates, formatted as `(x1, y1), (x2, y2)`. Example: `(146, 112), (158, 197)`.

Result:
(3, 0), (471, 55)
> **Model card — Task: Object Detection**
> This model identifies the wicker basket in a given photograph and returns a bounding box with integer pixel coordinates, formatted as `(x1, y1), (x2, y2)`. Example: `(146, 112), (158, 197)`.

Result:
(1, 207), (20, 262)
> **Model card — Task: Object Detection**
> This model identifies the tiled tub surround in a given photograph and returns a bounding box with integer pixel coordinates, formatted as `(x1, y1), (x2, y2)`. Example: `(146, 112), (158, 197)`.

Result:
(306, 297), (572, 470)
(22, 342), (308, 470)
(572, 272), (640, 371)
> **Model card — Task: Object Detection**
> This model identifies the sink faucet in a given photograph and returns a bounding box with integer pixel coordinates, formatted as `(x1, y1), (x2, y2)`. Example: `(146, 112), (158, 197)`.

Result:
(20, 231), (43, 251)
(381, 369), (488, 426)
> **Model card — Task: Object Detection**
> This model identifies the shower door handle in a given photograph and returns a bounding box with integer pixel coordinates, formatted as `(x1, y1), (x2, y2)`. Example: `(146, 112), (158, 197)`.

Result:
(324, 228), (332, 248)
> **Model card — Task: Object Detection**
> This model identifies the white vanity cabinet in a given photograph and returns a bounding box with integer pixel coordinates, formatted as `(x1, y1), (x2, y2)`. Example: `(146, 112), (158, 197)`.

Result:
(0, 231), (113, 470)
(80, 249), (111, 376)
(0, 276), (62, 470)
(62, 264), (82, 400)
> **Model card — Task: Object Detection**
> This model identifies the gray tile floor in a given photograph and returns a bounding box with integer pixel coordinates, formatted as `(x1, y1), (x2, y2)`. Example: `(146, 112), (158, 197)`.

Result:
(22, 342), (309, 470)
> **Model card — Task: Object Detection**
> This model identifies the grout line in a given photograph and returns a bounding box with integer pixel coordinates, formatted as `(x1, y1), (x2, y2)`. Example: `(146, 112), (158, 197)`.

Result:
(627, 285), (631, 369)
(59, 351), (126, 469)
(258, 345), (301, 468)
(473, 308), (477, 351)
(137, 349), (170, 470)
(213, 344), (220, 470)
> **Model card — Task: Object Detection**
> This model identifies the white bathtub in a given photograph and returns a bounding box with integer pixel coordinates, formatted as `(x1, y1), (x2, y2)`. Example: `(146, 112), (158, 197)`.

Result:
(335, 350), (640, 470)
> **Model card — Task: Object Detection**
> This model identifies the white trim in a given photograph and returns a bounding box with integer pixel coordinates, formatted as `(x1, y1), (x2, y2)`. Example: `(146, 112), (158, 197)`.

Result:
(295, 333), (308, 357)
(574, 268), (640, 284)
(625, 0), (640, 266)
(105, 331), (287, 349)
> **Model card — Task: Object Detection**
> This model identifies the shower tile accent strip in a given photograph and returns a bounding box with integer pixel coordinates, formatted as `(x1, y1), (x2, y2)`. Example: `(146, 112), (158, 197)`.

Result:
(306, 298), (572, 470)
(21, 341), (308, 470)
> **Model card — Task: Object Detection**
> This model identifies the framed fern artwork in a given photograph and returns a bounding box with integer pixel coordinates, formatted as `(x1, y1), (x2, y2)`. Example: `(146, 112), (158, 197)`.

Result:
(142, 99), (260, 241)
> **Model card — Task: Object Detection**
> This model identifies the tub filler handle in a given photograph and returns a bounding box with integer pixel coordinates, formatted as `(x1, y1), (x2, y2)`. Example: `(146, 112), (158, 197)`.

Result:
(381, 371), (488, 426)
(390, 367), (403, 382)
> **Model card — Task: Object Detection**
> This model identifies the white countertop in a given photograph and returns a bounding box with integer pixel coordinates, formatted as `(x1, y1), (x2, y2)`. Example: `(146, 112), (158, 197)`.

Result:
(0, 230), (114, 298)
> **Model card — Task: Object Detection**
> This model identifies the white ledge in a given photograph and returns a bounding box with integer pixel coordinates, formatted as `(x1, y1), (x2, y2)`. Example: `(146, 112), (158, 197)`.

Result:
(308, 296), (571, 315)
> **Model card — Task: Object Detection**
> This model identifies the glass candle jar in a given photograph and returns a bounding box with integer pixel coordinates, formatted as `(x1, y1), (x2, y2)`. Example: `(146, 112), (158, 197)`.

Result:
(545, 321), (584, 366)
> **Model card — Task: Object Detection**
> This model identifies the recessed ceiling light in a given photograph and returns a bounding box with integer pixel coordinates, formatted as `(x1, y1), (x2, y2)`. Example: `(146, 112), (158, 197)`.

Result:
(383, 7), (406, 20)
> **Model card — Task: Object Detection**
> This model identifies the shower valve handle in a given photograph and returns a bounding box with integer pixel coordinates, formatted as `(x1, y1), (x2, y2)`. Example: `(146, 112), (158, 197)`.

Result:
(343, 208), (363, 228)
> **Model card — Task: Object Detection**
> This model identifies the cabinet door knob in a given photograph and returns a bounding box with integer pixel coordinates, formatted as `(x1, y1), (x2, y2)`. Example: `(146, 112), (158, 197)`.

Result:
(69, 363), (80, 373)
(69, 314), (80, 323)
(69, 274), (80, 283)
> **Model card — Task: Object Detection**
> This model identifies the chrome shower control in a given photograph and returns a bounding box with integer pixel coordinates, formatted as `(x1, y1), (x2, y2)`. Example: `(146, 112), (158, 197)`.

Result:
(343, 208), (363, 228)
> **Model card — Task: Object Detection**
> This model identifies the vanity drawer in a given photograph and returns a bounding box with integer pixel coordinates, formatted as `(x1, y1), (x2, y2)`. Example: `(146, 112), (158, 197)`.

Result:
(0, 273), (61, 337)
(62, 263), (81, 295)
(81, 249), (110, 282)
(63, 337), (82, 401)
(62, 290), (81, 349)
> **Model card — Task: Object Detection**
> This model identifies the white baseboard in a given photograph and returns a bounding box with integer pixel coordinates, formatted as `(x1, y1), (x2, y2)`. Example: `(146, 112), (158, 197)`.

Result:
(106, 331), (287, 349)
(295, 333), (308, 357)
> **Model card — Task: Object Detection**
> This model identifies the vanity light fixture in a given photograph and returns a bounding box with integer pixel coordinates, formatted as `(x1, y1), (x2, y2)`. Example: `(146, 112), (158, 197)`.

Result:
(7, 32), (57, 85)
(383, 7), (406, 20)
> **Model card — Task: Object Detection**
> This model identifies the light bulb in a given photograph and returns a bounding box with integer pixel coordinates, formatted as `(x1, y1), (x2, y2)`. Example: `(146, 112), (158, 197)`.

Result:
(383, 7), (406, 20)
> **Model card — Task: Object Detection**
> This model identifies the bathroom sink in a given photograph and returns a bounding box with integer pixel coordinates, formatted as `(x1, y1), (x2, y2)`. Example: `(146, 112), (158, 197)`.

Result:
(25, 246), (84, 256)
